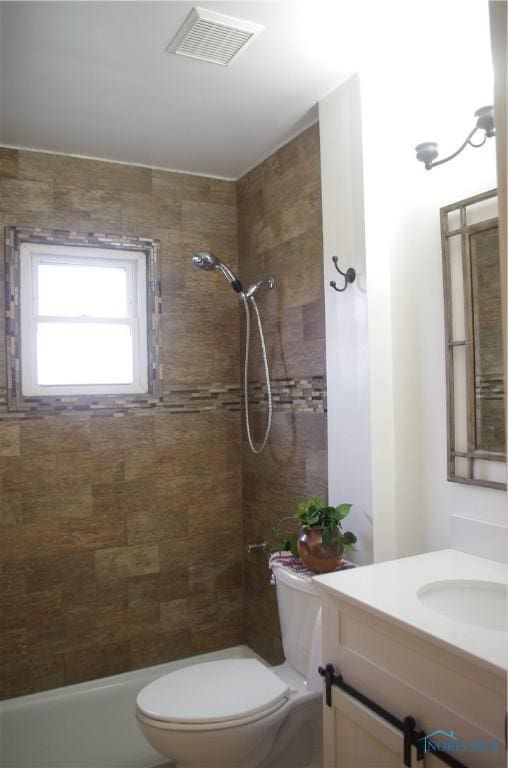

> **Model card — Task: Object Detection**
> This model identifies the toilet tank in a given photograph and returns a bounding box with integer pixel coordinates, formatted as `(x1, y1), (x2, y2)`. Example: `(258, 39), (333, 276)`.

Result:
(272, 564), (321, 679)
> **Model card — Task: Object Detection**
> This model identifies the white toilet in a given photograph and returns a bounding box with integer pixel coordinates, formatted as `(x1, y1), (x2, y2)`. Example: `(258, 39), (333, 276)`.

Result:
(136, 562), (323, 768)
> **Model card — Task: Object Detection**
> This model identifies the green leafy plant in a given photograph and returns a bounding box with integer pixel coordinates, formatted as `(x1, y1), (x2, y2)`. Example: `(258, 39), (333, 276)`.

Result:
(272, 497), (357, 556)
(297, 497), (357, 549)
(272, 516), (301, 557)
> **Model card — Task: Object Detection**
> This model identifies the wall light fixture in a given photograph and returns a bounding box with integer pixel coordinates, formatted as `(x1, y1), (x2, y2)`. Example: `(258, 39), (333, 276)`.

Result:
(415, 105), (495, 170)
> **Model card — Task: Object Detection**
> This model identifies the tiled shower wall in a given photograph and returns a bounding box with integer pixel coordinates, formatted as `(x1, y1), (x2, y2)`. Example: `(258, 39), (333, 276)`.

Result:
(0, 148), (243, 697)
(238, 125), (328, 663)
(0, 123), (327, 697)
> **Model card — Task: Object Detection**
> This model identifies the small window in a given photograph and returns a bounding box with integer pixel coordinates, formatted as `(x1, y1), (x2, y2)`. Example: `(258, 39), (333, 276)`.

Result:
(20, 243), (148, 396)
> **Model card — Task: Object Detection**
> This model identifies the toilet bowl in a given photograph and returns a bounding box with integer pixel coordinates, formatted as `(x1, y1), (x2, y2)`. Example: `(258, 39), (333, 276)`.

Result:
(136, 563), (323, 768)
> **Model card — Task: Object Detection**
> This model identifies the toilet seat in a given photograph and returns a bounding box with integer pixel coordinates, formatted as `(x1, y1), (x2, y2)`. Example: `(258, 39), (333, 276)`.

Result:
(136, 659), (290, 730)
(136, 698), (289, 732)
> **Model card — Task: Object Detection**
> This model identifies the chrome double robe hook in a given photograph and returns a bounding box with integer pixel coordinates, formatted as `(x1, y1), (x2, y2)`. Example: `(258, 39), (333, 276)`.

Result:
(330, 256), (356, 293)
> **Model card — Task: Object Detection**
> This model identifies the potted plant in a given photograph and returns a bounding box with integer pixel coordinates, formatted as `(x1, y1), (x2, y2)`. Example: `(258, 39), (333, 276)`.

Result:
(273, 498), (357, 573)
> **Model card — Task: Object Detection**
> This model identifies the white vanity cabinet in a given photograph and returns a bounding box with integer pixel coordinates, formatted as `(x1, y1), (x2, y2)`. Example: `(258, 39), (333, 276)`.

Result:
(313, 551), (508, 768)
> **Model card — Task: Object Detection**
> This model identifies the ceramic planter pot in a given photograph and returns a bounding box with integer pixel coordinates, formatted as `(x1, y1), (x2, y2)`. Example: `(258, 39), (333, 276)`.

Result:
(297, 526), (343, 573)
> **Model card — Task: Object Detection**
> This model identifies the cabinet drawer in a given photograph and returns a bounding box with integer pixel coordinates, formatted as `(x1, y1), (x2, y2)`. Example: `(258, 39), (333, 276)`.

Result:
(328, 685), (419, 768)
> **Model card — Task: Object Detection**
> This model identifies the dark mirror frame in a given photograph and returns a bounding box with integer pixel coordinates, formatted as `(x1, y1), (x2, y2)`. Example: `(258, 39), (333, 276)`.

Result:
(441, 188), (506, 491)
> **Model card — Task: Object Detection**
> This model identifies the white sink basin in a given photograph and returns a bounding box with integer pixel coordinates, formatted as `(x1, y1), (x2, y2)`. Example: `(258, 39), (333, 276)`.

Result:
(417, 579), (507, 631)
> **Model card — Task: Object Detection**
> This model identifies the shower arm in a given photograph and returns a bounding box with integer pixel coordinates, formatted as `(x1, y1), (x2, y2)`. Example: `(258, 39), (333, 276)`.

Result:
(244, 277), (275, 299)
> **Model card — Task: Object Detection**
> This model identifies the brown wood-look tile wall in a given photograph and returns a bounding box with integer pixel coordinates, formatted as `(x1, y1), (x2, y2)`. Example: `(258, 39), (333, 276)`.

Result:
(237, 125), (328, 664)
(0, 123), (327, 698)
(0, 148), (243, 698)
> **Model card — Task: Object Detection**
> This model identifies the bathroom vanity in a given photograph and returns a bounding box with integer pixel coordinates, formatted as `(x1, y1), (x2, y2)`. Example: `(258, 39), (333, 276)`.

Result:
(313, 550), (507, 768)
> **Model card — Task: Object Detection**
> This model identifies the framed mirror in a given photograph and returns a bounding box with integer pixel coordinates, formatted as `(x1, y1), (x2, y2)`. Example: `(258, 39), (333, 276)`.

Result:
(441, 189), (506, 490)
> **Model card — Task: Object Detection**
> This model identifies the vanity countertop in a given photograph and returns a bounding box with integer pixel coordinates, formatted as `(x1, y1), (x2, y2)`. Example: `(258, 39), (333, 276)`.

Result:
(312, 549), (508, 675)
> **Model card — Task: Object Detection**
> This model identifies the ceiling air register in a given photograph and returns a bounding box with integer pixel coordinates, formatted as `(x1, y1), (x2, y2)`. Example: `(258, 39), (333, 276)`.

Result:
(166, 7), (264, 66)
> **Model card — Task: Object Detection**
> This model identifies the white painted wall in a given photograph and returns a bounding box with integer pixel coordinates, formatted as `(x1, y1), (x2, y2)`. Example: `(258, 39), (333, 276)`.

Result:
(319, 75), (374, 566)
(320, 0), (507, 565)
(384, 140), (506, 560)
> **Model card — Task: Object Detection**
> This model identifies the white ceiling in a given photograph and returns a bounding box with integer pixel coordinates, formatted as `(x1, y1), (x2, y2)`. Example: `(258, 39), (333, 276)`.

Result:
(0, 1), (353, 179)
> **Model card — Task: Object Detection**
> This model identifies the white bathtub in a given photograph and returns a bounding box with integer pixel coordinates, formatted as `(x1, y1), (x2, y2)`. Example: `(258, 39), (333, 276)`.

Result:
(0, 645), (258, 768)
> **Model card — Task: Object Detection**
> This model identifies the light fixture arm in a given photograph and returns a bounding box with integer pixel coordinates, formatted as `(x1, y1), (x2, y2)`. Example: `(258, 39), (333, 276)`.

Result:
(423, 125), (480, 170)
(415, 106), (495, 171)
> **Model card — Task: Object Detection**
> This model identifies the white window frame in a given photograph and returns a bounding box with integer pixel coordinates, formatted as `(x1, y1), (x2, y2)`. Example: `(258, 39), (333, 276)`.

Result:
(20, 242), (148, 396)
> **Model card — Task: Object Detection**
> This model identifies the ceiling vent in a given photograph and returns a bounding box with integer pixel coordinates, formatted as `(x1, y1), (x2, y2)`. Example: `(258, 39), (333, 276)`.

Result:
(166, 7), (264, 67)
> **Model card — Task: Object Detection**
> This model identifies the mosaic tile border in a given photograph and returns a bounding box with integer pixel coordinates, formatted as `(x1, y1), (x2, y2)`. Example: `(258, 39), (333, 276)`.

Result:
(4, 226), (162, 415)
(475, 375), (504, 400)
(246, 376), (327, 413)
(162, 384), (242, 413)
(0, 377), (326, 419)
(162, 377), (326, 414)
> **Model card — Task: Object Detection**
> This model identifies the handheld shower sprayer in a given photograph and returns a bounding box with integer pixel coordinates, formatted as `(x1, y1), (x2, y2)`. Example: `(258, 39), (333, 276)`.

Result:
(191, 250), (274, 454)
(192, 251), (243, 294)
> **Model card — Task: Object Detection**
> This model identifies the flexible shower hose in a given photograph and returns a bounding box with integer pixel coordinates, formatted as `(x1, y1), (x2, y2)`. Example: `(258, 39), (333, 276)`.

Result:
(242, 295), (272, 454)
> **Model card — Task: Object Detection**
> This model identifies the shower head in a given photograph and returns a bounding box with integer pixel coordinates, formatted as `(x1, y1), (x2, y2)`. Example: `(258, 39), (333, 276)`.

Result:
(192, 251), (219, 271)
(192, 250), (243, 294)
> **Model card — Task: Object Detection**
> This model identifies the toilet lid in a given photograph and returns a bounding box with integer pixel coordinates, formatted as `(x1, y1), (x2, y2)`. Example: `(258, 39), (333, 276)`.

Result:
(136, 659), (289, 725)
